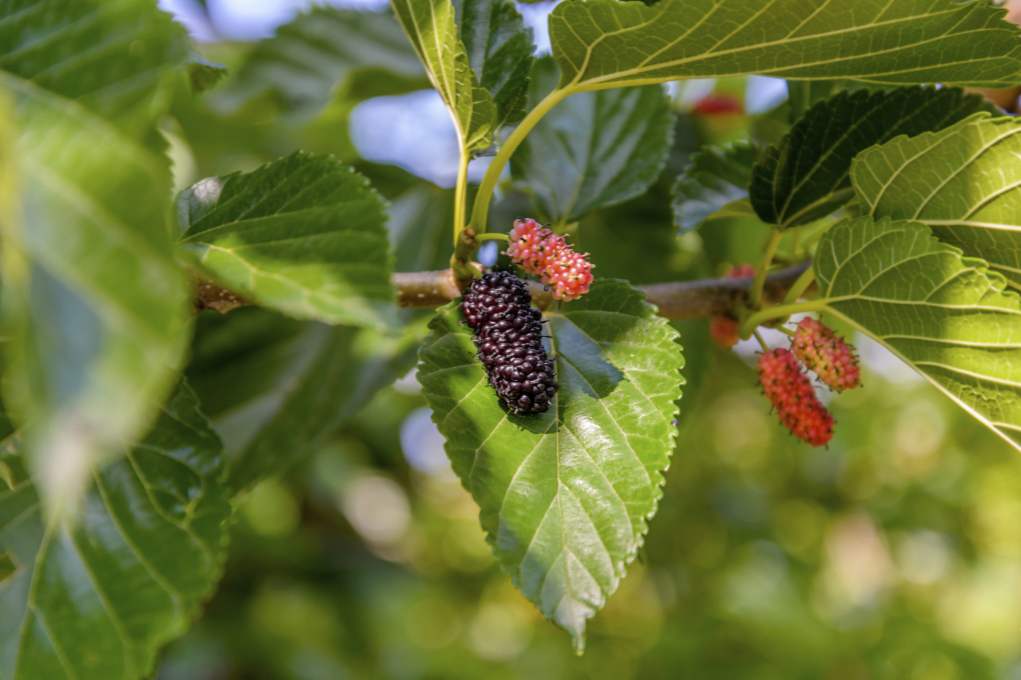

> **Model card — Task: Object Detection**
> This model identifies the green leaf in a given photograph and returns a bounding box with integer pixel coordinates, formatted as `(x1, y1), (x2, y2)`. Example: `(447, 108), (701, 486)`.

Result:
(513, 58), (674, 224)
(814, 217), (1021, 452)
(417, 280), (684, 651)
(672, 141), (757, 233)
(549, 0), (1021, 92)
(391, 0), (497, 154)
(851, 113), (1021, 287)
(751, 87), (992, 228)
(0, 384), (231, 680)
(0, 79), (191, 510)
(187, 54), (227, 94)
(188, 309), (427, 491)
(0, 0), (189, 134)
(212, 8), (424, 117)
(178, 152), (395, 329)
(457, 0), (535, 129)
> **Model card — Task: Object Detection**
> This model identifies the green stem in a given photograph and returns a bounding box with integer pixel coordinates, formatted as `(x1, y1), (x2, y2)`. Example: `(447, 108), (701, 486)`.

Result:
(476, 232), (509, 242)
(741, 299), (829, 338)
(452, 151), (470, 244)
(751, 229), (783, 308)
(752, 329), (770, 352)
(783, 267), (816, 304)
(469, 86), (572, 231)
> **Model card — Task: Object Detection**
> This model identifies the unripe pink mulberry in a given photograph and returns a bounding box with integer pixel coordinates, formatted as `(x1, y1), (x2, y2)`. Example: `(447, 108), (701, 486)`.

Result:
(758, 349), (834, 447)
(791, 318), (860, 392)
(507, 218), (593, 302)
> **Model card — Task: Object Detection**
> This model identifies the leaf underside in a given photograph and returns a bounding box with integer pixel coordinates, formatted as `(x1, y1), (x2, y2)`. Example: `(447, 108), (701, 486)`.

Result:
(817, 217), (1021, 452)
(852, 113), (1021, 288)
(672, 141), (757, 233)
(549, 0), (1021, 91)
(418, 280), (684, 651)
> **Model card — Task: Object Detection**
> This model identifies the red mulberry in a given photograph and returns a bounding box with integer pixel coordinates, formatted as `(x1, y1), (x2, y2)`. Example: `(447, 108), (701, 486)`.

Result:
(758, 349), (834, 447)
(507, 218), (593, 302)
(461, 271), (557, 415)
(791, 317), (860, 392)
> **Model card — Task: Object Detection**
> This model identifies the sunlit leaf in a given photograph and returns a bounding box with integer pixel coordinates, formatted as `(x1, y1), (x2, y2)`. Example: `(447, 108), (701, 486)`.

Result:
(513, 59), (673, 224)
(549, 0), (1021, 92)
(391, 0), (497, 154)
(0, 384), (231, 680)
(178, 152), (395, 328)
(814, 217), (1021, 452)
(418, 280), (684, 650)
(0, 77), (191, 510)
(852, 113), (1021, 287)
(752, 87), (992, 228)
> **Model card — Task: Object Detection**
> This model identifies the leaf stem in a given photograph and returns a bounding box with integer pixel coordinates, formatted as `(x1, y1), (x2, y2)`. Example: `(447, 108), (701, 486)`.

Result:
(783, 267), (816, 304)
(752, 329), (770, 352)
(476, 232), (509, 242)
(751, 229), (783, 308)
(469, 87), (571, 231)
(453, 151), (470, 244)
(741, 299), (829, 337)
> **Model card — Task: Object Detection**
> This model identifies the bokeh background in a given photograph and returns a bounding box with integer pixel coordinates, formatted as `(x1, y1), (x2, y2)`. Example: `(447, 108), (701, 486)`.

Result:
(156, 1), (1021, 677)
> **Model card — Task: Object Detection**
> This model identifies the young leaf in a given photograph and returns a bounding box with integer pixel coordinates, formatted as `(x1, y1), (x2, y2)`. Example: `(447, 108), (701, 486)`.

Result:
(212, 8), (424, 116)
(178, 152), (396, 329)
(0, 78), (192, 512)
(549, 0), (1021, 92)
(814, 217), (1021, 452)
(188, 309), (428, 491)
(513, 59), (674, 224)
(457, 0), (535, 129)
(751, 87), (992, 228)
(673, 141), (757, 233)
(0, 0), (189, 134)
(418, 280), (684, 651)
(391, 0), (497, 154)
(0, 384), (231, 680)
(852, 113), (1021, 287)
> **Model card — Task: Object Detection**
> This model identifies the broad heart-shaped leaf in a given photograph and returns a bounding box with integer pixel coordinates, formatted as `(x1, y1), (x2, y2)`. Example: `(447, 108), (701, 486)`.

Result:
(0, 384), (231, 680)
(391, 0), (497, 154)
(0, 78), (191, 510)
(512, 58), (673, 224)
(178, 152), (395, 329)
(417, 280), (684, 651)
(751, 87), (993, 228)
(0, 0), (189, 135)
(212, 8), (424, 117)
(548, 0), (1021, 92)
(672, 141), (757, 233)
(457, 0), (535, 129)
(814, 217), (1021, 452)
(187, 308), (428, 491)
(852, 113), (1021, 287)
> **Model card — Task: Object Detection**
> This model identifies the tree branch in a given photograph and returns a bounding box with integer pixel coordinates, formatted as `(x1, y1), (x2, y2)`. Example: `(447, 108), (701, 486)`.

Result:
(197, 262), (811, 320)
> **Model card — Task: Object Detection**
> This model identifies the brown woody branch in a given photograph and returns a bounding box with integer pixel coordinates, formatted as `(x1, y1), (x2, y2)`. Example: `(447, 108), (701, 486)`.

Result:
(196, 262), (810, 320)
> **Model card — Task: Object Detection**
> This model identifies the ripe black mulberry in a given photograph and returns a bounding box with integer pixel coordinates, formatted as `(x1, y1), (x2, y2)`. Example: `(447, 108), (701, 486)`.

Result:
(461, 271), (557, 415)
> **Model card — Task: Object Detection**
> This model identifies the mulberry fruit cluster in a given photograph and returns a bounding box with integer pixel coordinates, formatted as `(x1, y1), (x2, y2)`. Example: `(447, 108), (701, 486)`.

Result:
(461, 271), (557, 415)
(758, 349), (834, 447)
(792, 317), (861, 392)
(507, 218), (593, 302)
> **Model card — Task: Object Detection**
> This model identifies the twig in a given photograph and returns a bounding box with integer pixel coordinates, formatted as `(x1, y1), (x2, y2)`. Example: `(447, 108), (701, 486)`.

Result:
(196, 262), (811, 321)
